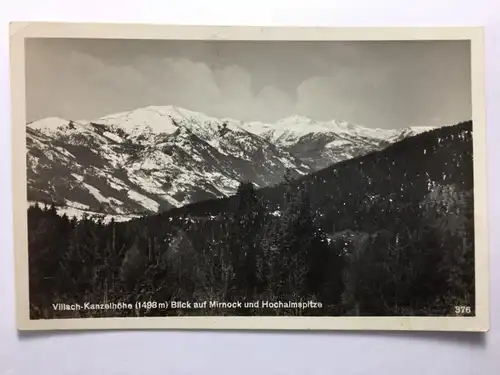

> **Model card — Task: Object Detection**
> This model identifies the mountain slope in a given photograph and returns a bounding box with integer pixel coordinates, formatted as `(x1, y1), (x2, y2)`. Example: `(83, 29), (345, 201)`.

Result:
(27, 107), (312, 219)
(158, 120), (473, 226)
(26, 105), (437, 220)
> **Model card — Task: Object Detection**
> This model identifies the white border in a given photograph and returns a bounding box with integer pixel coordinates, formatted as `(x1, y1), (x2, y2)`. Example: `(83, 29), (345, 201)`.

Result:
(9, 22), (489, 332)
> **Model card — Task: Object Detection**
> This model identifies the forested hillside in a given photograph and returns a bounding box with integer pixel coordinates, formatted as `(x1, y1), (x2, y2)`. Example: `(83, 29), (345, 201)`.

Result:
(27, 120), (475, 319)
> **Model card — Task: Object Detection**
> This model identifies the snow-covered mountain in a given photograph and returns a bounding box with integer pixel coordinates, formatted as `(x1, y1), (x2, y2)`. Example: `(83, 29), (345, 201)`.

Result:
(240, 115), (434, 170)
(26, 105), (435, 221)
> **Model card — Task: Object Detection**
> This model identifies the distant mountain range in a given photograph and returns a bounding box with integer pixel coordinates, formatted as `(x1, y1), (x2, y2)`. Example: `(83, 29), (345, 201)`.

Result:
(26, 105), (436, 221)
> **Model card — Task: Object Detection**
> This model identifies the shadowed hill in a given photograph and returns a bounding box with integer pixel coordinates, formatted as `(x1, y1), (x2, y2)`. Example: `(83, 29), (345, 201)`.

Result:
(150, 120), (473, 230)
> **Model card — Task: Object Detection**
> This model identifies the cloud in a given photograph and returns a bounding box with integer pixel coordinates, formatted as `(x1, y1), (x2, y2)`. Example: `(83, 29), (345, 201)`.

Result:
(254, 86), (295, 121)
(296, 77), (339, 119)
(26, 39), (472, 129)
(26, 49), (296, 123)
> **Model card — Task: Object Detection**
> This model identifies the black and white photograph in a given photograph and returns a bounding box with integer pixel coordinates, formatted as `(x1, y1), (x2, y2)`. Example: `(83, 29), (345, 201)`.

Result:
(10, 23), (489, 331)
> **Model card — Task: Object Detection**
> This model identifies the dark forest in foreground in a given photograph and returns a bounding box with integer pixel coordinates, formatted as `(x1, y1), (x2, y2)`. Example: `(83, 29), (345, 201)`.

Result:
(27, 121), (475, 319)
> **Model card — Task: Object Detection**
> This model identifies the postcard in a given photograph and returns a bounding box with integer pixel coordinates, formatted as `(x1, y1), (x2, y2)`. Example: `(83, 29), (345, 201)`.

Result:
(9, 22), (489, 331)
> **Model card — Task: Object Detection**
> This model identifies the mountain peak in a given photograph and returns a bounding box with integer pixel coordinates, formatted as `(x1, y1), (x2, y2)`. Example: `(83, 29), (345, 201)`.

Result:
(27, 117), (70, 131)
(93, 105), (233, 137)
(95, 106), (180, 135)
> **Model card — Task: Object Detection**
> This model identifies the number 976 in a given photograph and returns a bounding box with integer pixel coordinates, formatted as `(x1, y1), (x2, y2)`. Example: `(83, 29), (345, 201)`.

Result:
(455, 305), (472, 314)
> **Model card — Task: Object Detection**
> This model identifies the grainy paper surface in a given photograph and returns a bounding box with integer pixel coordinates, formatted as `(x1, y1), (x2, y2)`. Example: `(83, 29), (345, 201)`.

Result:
(10, 22), (489, 331)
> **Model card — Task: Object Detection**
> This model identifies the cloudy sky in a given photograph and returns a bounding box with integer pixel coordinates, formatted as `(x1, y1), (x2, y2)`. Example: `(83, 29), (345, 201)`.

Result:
(25, 38), (471, 129)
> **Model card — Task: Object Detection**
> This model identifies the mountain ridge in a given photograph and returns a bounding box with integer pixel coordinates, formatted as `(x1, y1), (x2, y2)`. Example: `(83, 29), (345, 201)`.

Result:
(26, 105), (438, 221)
(150, 120), (473, 225)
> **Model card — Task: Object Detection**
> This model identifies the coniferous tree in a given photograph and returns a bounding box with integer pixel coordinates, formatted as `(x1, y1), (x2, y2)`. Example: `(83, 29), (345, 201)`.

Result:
(225, 181), (265, 305)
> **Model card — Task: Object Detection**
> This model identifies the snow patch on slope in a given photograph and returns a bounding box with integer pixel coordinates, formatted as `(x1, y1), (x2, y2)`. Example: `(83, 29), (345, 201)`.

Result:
(29, 201), (140, 223)
(127, 190), (160, 212)
(102, 131), (124, 143)
(82, 183), (112, 203)
(325, 139), (351, 148)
